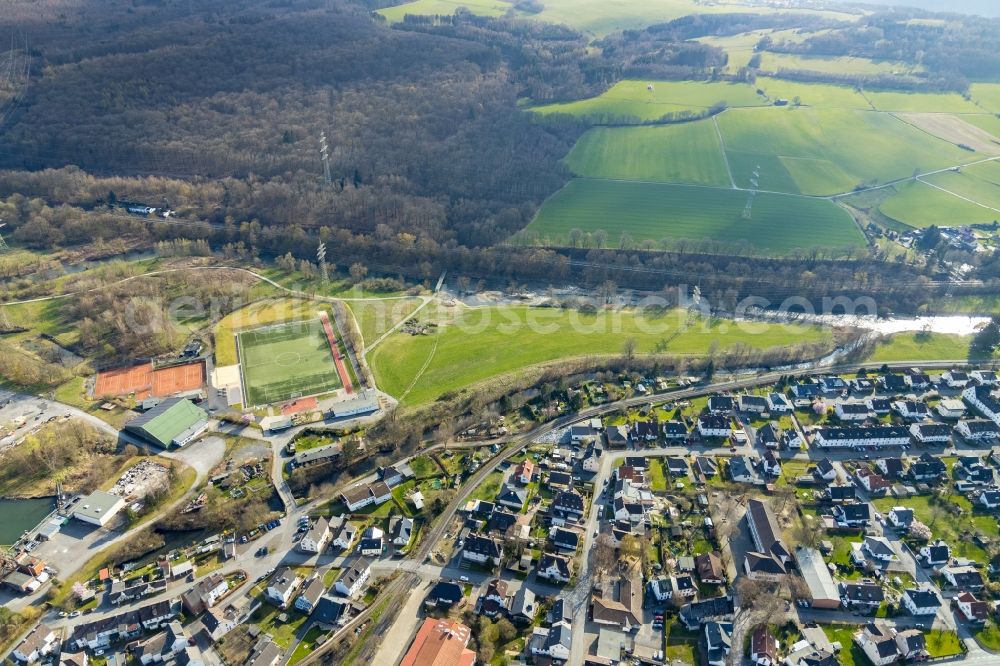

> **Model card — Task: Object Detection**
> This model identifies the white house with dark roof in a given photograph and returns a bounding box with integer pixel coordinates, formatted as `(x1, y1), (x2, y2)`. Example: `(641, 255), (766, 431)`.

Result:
(334, 558), (371, 598)
(964, 385), (1000, 425)
(958, 419), (1000, 441)
(902, 587), (942, 615)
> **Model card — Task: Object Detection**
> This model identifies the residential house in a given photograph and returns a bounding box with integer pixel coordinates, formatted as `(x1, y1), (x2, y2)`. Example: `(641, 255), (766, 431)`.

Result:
(266, 568), (302, 608)
(552, 489), (585, 522)
(549, 527), (580, 553)
(70, 600), (176, 651)
(738, 394), (768, 414)
(937, 399), (967, 419)
(728, 456), (759, 484)
(510, 586), (537, 626)
(824, 485), (856, 503)
(909, 373), (932, 390)
(901, 587), (942, 616)
(294, 577), (325, 614)
(910, 422), (952, 445)
(547, 471), (572, 489)
(756, 423), (781, 450)
(631, 420), (659, 443)
(942, 565), (985, 592)
(887, 507), (914, 530)
(664, 421), (688, 440)
(513, 460), (535, 485)
(767, 393), (791, 413)
(377, 463), (413, 487)
(963, 385), (1000, 425)
(835, 402), (870, 422)
(694, 553), (726, 585)
(956, 591), (990, 625)
(570, 422), (601, 443)
(705, 621), (733, 666)
(341, 485), (373, 512)
(299, 516), (331, 554)
(910, 453), (947, 482)
(334, 558), (371, 598)
(943, 370), (971, 389)
(832, 502), (871, 529)
(957, 419), (1000, 441)
(918, 541), (951, 568)
(180, 573), (228, 615)
(791, 383), (820, 400)
(529, 621), (572, 662)
(812, 426), (910, 449)
(581, 444), (603, 472)
(867, 398), (893, 415)
(876, 457), (905, 479)
(856, 536), (896, 565)
(893, 400), (929, 421)
(665, 456), (690, 478)
(696, 456), (718, 478)
(370, 481), (392, 505)
(130, 621), (189, 665)
(979, 490), (1000, 509)
(389, 517), (414, 547)
(880, 374), (910, 392)
(813, 458), (837, 482)
(972, 370), (999, 386)
(495, 484), (527, 511)
(479, 580), (511, 618)
(537, 552), (572, 583)
(854, 624), (902, 666)
(821, 376), (848, 394)
(708, 396), (735, 413)
(840, 582), (884, 611)
(425, 581), (464, 609)
(462, 534), (502, 567)
(13, 624), (56, 664)
(698, 414), (731, 439)
(762, 451), (781, 477)
(605, 425), (629, 449)
(200, 607), (237, 642)
(358, 526), (384, 557)
(855, 468), (890, 495)
(851, 378), (875, 393)
(311, 597), (348, 627)
(679, 596), (734, 631)
(247, 639), (281, 666)
(955, 457), (995, 485)
(750, 626), (779, 666)
(332, 522), (357, 550)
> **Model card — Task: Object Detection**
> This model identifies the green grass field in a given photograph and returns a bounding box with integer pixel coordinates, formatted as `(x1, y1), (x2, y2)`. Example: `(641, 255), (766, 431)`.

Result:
(869, 332), (971, 362)
(531, 80), (766, 124)
(863, 90), (983, 113)
(878, 180), (999, 228)
(970, 83), (1000, 114)
(237, 319), (342, 406)
(923, 169), (1000, 212)
(525, 179), (865, 254)
(755, 78), (872, 110)
(369, 304), (830, 406)
(759, 53), (917, 76)
(347, 297), (424, 346)
(565, 122), (731, 186)
(512, 0), (858, 35)
(377, 0), (511, 21)
(718, 107), (975, 195)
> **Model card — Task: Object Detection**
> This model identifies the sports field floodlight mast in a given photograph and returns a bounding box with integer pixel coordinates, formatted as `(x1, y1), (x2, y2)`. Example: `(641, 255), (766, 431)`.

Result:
(0, 221), (9, 252)
(317, 241), (328, 282)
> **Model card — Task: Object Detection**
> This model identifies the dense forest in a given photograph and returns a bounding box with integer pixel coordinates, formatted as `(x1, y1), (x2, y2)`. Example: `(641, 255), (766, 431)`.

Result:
(1, 0), (999, 315)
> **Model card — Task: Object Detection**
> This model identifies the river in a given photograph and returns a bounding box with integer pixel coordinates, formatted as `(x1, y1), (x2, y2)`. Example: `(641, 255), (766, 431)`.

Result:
(0, 497), (54, 545)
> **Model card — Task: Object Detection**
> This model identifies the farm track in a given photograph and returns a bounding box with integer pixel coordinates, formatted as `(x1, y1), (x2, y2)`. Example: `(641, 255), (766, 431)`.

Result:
(713, 114), (737, 189)
(917, 176), (1000, 214)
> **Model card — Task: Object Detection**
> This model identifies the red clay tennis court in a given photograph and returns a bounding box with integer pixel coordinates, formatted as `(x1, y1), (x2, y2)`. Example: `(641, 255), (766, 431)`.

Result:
(151, 361), (206, 397)
(95, 362), (153, 398)
(95, 360), (205, 400)
(281, 396), (318, 416)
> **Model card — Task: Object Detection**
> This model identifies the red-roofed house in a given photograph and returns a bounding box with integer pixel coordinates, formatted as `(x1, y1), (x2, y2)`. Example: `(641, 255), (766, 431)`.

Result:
(956, 592), (989, 625)
(399, 618), (477, 666)
(514, 460), (535, 485)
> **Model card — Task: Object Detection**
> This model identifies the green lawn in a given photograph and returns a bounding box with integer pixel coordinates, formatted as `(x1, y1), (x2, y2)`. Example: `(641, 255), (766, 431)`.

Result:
(347, 297), (423, 347)
(718, 107), (977, 196)
(530, 80), (766, 123)
(565, 122), (731, 186)
(524, 179), (864, 254)
(822, 625), (866, 666)
(289, 626), (327, 665)
(872, 495), (993, 560)
(408, 455), (440, 478)
(663, 616), (698, 664)
(925, 629), (963, 658)
(648, 459), (668, 492)
(370, 304), (831, 406)
(248, 603), (310, 649)
(376, 0), (510, 20)
(469, 470), (504, 502)
(869, 332), (971, 363)
(974, 621), (1000, 651)
(878, 180), (999, 228)
(237, 318), (342, 406)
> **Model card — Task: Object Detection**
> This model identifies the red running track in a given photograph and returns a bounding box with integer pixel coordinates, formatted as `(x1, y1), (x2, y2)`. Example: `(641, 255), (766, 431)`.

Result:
(319, 311), (353, 395)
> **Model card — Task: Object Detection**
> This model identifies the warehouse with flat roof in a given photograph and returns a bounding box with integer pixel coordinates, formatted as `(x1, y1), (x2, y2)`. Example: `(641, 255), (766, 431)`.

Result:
(73, 490), (126, 527)
(794, 546), (840, 609)
(124, 397), (209, 448)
